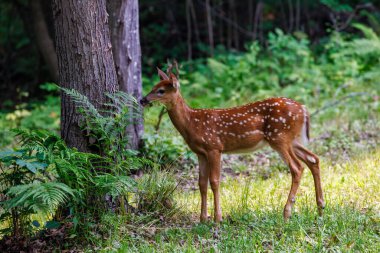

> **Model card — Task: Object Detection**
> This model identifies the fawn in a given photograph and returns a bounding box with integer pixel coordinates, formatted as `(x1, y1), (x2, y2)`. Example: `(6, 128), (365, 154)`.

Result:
(140, 62), (325, 222)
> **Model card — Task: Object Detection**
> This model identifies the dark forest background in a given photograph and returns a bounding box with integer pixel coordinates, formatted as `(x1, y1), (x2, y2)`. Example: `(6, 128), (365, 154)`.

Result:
(1, 0), (379, 108)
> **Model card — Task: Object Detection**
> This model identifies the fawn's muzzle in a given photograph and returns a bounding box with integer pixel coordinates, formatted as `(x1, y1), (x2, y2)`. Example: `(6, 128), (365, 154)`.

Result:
(140, 97), (151, 107)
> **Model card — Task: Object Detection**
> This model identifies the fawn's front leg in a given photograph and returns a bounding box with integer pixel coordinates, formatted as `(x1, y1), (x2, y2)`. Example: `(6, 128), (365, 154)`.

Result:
(207, 150), (222, 222)
(198, 154), (209, 222)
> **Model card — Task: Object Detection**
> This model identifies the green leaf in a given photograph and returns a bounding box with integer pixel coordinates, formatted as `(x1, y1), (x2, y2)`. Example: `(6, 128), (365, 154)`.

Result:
(72, 216), (79, 228)
(15, 159), (47, 173)
(45, 221), (60, 229)
(0, 150), (23, 159)
(32, 220), (40, 227)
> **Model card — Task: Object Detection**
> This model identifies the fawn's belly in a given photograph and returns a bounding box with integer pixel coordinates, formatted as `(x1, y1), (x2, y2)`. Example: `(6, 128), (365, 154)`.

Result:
(224, 140), (267, 154)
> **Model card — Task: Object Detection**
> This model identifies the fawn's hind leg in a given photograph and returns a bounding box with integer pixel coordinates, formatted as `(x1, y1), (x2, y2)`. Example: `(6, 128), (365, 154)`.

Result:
(293, 142), (325, 216)
(272, 144), (305, 220)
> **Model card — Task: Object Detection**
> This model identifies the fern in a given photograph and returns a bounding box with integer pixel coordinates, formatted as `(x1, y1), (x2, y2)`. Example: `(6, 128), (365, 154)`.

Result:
(3, 182), (75, 215)
(350, 24), (380, 56)
(61, 87), (102, 119)
(12, 128), (66, 163)
(0, 89), (156, 238)
(61, 88), (147, 174)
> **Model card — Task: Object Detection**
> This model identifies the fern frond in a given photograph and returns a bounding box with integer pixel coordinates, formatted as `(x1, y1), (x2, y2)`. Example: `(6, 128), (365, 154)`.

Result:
(3, 182), (75, 214)
(353, 23), (380, 41)
(61, 87), (102, 119)
(350, 39), (380, 55)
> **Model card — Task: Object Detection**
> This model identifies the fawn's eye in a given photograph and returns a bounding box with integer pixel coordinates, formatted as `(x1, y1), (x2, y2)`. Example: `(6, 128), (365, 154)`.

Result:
(157, 89), (165, 94)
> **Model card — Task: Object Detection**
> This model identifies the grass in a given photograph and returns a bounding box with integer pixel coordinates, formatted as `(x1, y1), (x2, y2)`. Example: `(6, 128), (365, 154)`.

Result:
(94, 149), (380, 252)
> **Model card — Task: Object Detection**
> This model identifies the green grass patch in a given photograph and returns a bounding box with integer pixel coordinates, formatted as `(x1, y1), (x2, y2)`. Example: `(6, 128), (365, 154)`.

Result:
(99, 150), (380, 252)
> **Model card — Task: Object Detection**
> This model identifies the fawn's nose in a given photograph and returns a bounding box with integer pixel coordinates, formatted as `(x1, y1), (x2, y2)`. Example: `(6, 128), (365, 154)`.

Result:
(140, 97), (150, 107)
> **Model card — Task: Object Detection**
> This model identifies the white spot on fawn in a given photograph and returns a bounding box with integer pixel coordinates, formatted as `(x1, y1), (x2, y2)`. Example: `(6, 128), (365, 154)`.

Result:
(307, 156), (317, 163)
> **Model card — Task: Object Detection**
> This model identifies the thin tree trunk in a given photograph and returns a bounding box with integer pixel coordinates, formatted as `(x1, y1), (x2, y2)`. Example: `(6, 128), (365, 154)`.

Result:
(259, 4), (264, 44)
(288, 0), (294, 32)
(230, 0), (239, 49)
(248, 0), (254, 32)
(227, 2), (232, 49)
(107, 0), (143, 150)
(296, 0), (301, 31)
(30, 0), (59, 82)
(52, 0), (118, 152)
(186, 0), (193, 61)
(205, 0), (214, 56)
(253, 1), (263, 41)
(189, 0), (201, 45)
(218, 3), (225, 46)
(280, 1), (288, 32)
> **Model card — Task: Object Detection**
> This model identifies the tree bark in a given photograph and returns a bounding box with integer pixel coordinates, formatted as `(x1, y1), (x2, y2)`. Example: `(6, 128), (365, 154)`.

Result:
(52, 0), (118, 152)
(107, 0), (143, 150)
(30, 0), (59, 82)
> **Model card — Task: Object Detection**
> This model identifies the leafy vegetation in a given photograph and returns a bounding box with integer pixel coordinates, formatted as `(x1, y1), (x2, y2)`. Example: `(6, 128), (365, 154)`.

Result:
(1, 22), (380, 251)
(0, 91), (177, 250)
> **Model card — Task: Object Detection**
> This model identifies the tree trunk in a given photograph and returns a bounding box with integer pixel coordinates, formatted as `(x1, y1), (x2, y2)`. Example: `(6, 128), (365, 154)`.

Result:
(186, 0), (193, 61)
(107, 0), (143, 150)
(189, 0), (201, 45)
(230, 0), (239, 49)
(253, 1), (263, 41)
(30, 0), (59, 82)
(52, 0), (118, 152)
(205, 0), (214, 56)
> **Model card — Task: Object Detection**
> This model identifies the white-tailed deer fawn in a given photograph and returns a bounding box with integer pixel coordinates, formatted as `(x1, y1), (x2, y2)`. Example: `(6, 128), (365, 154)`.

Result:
(140, 62), (325, 222)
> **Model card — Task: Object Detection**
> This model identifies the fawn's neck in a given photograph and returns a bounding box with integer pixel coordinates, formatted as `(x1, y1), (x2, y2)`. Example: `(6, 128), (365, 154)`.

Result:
(167, 94), (192, 140)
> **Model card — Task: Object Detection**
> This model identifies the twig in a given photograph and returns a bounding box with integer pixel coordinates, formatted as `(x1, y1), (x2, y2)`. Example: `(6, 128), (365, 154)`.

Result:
(196, 0), (255, 38)
(311, 92), (370, 117)
(328, 3), (374, 32)
(155, 107), (168, 132)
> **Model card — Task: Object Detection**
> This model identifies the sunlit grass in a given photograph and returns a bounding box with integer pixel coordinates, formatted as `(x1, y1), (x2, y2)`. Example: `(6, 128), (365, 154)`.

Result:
(109, 150), (380, 252)
(177, 149), (380, 216)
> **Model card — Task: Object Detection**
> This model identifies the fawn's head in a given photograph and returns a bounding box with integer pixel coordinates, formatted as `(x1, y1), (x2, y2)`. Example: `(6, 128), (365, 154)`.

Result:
(140, 61), (181, 107)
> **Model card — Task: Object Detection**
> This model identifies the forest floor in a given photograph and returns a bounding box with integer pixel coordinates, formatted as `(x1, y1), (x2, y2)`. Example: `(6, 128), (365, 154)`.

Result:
(95, 134), (380, 252)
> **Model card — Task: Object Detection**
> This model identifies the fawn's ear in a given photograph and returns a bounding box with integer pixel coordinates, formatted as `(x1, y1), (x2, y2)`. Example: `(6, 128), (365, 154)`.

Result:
(169, 73), (180, 89)
(157, 67), (169, 80)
